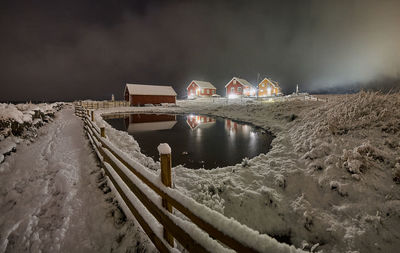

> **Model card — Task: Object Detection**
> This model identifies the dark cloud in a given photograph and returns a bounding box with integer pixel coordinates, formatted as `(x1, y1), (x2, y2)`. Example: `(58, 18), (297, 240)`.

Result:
(1, 0), (399, 102)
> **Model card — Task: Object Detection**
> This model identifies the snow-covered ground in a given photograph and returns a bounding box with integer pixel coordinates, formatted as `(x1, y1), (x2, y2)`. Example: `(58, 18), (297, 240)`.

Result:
(1, 93), (398, 252)
(0, 106), (155, 253)
(93, 92), (400, 253)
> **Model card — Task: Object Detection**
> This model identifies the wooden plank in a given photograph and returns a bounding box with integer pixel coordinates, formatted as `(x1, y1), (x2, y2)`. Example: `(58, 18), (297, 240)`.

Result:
(87, 129), (171, 253)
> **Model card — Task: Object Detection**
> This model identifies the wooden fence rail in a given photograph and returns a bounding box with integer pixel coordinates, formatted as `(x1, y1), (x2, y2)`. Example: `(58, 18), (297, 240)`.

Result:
(77, 100), (129, 110)
(75, 105), (303, 253)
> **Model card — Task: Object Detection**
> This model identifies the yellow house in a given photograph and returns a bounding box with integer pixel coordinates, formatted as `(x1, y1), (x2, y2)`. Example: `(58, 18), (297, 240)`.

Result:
(257, 78), (282, 97)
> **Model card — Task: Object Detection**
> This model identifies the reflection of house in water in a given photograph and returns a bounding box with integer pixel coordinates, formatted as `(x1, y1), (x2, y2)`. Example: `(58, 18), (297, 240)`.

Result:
(225, 119), (251, 135)
(186, 115), (216, 130)
(125, 114), (177, 133)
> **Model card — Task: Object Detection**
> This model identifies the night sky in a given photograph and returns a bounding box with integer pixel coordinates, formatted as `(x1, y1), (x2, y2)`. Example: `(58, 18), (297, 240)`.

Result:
(1, 0), (399, 102)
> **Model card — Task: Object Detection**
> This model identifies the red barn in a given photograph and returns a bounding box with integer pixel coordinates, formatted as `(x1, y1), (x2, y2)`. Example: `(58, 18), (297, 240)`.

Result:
(225, 77), (256, 98)
(187, 80), (216, 98)
(124, 83), (177, 106)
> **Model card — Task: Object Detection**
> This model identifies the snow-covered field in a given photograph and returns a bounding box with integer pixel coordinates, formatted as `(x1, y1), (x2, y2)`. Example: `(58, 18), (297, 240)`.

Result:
(93, 92), (400, 253)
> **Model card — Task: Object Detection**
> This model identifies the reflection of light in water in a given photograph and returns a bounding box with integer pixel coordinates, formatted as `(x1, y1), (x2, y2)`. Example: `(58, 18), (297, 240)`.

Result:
(229, 128), (235, 139)
(250, 131), (255, 138)
(243, 124), (250, 134)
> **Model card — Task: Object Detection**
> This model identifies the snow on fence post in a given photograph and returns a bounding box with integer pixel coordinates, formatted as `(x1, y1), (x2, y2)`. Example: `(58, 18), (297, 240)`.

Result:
(157, 143), (174, 247)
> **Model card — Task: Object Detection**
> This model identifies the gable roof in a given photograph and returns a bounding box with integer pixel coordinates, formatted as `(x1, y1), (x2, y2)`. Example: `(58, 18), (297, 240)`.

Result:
(125, 83), (177, 96)
(225, 77), (255, 88)
(259, 78), (281, 89)
(188, 80), (216, 89)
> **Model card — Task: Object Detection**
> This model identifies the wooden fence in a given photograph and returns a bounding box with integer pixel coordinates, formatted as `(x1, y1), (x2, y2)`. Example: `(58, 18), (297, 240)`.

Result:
(74, 105), (303, 253)
(78, 100), (129, 109)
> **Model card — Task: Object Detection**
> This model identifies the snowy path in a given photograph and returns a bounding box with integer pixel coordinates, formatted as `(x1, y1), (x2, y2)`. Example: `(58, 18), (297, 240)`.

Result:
(0, 107), (148, 253)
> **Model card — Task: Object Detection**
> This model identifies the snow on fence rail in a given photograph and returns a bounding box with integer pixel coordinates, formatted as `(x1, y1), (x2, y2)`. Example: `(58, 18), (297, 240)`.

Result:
(77, 100), (129, 109)
(75, 105), (304, 253)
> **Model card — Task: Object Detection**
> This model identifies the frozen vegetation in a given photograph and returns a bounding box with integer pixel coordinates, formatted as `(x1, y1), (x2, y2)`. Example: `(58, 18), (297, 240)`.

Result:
(94, 92), (400, 253)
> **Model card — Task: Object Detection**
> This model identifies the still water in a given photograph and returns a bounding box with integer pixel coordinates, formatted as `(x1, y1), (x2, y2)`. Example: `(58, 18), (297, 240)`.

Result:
(105, 114), (273, 169)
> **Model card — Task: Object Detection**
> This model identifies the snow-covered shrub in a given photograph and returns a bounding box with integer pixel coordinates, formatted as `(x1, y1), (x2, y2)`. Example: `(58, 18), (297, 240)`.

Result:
(0, 102), (62, 138)
(303, 142), (331, 160)
(330, 181), (348, 196)
(194, 183), (225, 213)
(274, 174), (286, 189)
(323, 91), (400, 135)
(341, 142), (388, 175)
(241, 157), (250, 167)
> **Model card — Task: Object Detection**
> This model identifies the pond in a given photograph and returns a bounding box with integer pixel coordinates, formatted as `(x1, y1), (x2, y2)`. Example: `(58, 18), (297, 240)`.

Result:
(105, 113), (274, 169)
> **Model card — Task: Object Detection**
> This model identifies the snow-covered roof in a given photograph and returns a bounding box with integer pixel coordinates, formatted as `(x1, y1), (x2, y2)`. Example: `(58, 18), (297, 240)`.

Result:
(259, 78), (281, 89)
(189, 80), (216, 89)
(225, 77), (255, 88)
(128, 121), (177, 133)
(125, 84), (177, 96)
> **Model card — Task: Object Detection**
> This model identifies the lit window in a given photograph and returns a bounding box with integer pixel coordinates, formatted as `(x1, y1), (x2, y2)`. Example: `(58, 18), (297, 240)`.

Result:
(206, 89), (209, 94)
(233, 80), (237, 84)
(260, 89), (264, 92)
(231, 87), (235, 92)
(262, 83), (265, 87)
(237, 87), (242, 92)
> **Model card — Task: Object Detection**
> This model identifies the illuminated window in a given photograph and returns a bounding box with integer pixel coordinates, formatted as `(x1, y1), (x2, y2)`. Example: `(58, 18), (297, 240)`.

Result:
(237, 87), (242, 92)
(231, 87), (235, 92)
(233, 80), (237, 84)
(206, 89), (209, 94)
(262, 83), (265, 87)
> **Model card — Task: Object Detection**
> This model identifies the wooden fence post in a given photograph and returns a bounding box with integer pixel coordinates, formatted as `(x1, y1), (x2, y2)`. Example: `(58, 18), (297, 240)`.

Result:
(158, 143), (174, 247)
(91, 110), (94, 121)
(100, 126), (105, 138)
